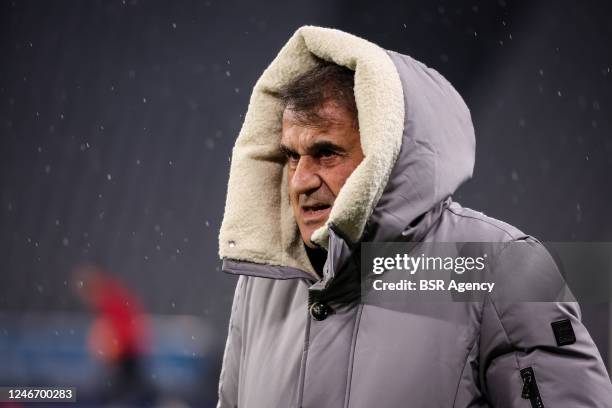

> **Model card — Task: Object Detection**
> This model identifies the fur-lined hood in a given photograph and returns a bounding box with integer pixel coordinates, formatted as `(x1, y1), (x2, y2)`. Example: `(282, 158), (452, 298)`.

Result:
(218, 25), (475, 276)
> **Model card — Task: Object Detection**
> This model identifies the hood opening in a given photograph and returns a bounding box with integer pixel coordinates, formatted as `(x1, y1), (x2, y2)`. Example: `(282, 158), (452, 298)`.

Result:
(218, 25), (475, 276)
(219, 26), (404, 275)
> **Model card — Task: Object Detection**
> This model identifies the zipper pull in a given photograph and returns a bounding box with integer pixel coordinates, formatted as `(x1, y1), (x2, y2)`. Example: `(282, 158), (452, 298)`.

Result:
(520, 367), (545, 408)
(521, 369), (533, 399)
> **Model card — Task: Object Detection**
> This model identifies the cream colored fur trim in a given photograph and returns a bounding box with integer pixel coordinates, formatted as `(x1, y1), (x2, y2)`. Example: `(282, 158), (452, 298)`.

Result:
(219, 26), (404, 275)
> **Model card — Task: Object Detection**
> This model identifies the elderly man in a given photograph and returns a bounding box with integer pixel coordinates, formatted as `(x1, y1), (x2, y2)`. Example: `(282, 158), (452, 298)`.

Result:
(217, 26), (612, 407)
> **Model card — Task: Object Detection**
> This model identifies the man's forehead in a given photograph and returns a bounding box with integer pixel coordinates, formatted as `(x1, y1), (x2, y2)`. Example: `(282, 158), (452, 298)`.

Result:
(281, 120), (329, 142)
(283, 98), (349, 119)
(281, 108), (355, 148)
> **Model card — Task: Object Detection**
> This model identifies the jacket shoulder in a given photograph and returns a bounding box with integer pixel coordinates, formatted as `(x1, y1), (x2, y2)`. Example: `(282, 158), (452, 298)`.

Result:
(432, 200), (529, 242)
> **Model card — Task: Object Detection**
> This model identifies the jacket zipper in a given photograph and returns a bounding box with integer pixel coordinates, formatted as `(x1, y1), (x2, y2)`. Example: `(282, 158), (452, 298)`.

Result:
(520, 367), (544, 408)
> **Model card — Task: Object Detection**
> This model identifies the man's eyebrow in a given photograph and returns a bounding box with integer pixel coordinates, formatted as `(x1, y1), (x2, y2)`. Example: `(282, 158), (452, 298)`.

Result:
(279, 140), (346, 156)
(279, 143), (297, 156)
(308, 140), (346, 155)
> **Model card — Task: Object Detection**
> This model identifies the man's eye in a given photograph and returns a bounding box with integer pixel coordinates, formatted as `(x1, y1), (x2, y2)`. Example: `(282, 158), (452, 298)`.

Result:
(285, 152), (299, 163)
(318, 149), (337, 159)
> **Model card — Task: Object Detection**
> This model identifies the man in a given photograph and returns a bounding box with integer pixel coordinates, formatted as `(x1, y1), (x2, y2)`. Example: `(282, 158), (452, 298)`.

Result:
(278, 61), (363, 277)
(217, 26), (612, 407)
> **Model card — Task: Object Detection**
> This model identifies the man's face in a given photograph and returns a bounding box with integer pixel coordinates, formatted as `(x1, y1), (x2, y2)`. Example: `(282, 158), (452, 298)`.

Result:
(280, 101), (364, 248)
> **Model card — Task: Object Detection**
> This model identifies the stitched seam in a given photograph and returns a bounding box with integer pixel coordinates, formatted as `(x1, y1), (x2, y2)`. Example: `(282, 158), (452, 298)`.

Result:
(296, 311), (312, 408)
(224, 267), (311, 281)
(223, 259), (315, 281)
(407, 198), (449, 239)
(488, 294), (523, 390)
(451, 337), (479, 408)
(343, 303), (364, 408)
(371, 197), (449, 239)
(451, 300), (486, 407)
(446, 207), (520, 240)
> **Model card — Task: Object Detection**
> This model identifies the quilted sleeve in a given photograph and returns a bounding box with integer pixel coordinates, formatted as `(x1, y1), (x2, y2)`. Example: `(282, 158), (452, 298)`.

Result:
(479, 239), (612, 407)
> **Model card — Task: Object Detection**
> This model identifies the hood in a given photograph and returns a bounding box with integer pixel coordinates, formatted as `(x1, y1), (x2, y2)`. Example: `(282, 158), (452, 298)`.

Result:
(219, 26), (475, 277)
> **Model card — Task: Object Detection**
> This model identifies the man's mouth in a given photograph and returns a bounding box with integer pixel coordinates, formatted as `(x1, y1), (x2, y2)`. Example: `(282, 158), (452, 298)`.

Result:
(301, 203), (332, 222)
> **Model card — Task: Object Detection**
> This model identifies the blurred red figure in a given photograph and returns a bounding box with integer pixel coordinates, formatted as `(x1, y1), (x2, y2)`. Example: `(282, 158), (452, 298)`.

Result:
(74, 264), (154, 403)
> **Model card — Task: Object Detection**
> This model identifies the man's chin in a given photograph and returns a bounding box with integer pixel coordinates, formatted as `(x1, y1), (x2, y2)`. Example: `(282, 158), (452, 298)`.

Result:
(301, 225), (325, 248)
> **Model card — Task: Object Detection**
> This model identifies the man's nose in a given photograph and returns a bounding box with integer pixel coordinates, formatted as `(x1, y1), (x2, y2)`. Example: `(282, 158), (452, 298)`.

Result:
(291, 156), (321, 194)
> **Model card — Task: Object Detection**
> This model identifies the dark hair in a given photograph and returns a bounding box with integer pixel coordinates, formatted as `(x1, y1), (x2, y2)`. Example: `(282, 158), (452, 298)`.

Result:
(277, 57), (358, 129)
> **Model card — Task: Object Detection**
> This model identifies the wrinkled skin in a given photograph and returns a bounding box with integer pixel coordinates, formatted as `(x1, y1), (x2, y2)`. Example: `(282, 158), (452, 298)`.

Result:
(280, 101), (364, 248)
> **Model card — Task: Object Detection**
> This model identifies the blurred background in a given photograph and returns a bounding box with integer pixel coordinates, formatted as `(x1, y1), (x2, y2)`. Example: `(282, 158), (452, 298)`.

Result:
(1, 0), (611, 406)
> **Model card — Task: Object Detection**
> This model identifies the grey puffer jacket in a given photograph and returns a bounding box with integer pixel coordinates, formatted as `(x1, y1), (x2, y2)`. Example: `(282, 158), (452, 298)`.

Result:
(217, 26), (612, 407)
